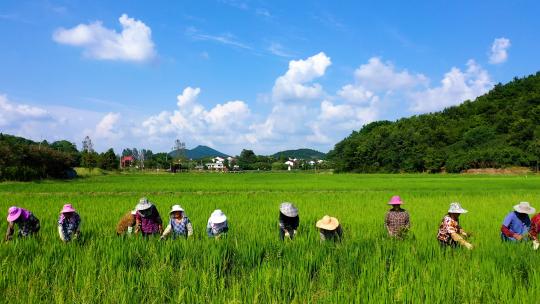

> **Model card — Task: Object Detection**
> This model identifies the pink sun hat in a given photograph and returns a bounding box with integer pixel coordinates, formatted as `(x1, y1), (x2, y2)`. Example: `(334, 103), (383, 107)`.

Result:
(7, 206), (22, 222)
(60, 204), (76, 214)
(388, 196), (404, 205)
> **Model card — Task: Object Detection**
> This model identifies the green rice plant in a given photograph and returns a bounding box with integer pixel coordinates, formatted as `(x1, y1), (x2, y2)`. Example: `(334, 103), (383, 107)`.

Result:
(0, 173), (539, 303)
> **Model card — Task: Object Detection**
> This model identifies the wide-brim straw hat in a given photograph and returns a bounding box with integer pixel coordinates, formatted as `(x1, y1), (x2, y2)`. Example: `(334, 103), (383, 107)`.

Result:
(170, 204), (185, 214)
(210, 209), (227, 223)
(514, 202), (536, 215)
(388, 195), (404, 205)
(136, 197), (152, 211)
(61, 204), (76, 214)
(280, 202), (298, 217)
(7, 206), (22, 222)
(448, 202), (467, 214)
(316, 215), (340, 230)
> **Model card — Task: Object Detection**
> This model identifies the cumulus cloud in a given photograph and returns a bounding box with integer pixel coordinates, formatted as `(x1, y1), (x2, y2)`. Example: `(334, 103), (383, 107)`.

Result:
(272, 52), (331, 101)
(141, 87), (252, 149)
(94, 112), (122, 140)
(53, 14), (155, 61)
(489, 37), (511, 64)
(353, 57), (428, 92)
(0, 95), (51, 127)
(410, 60), (492, 113)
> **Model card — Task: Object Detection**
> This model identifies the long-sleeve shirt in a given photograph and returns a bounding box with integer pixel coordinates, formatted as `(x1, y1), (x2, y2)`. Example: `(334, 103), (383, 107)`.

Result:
(207, 220), (228, 237)
(58, 213), (81, 242)
(162, 216), (193, 239)
(319, 225), (343, 242)
(279, 213), (299, 240)
(529, 214), (540, 241)
(385, 209), (410, 237)
(5, 212), (40, 241)
(135, 206), (162, 236)
(437, 215), (463, 246)
(501, 211), (531, 241)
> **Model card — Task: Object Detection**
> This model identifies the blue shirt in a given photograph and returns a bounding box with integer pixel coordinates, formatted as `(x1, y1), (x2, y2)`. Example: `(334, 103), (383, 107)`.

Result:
(501, 211), (531, 241)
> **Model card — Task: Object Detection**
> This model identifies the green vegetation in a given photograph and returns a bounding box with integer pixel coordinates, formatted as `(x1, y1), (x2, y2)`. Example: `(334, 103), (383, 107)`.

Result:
(272, 148), (326, 160)
(328, 72), (540, 173)
(169, 145), (230, 159)
(1, 173), (540, 302)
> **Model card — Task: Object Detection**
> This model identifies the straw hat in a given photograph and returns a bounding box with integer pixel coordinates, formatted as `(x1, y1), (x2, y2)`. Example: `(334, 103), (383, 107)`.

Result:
(514, 202), (536, 215)
(448, 202), (467, 214)
(316, 215), (340, 231)
(279, 202), (298, 217)
(388, 196), (404, 205)
(170, 205), (185, 214)
(209, 209), (227, 224)
(60, 204), (76, 214)
(7, 206), (22, 222)
(136, 197), (152, 211)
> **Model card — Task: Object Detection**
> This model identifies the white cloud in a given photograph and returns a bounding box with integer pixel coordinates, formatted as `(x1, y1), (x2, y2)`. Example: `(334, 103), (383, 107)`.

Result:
(410, 60), (492, 113)
(94, 112), (122, 140)
(489, 37), (511, 64)
(186, 27), (251, 50)
(0, 95), (51, 127)
(176, 87), (201, 108)
(353, 57), (428, 92)
(272, 52), (331, 101)
(53, 14), (155, 61)
(267, 42), (293, 58)
(337, 84), (374, 104)
(141, 87), (252, 150)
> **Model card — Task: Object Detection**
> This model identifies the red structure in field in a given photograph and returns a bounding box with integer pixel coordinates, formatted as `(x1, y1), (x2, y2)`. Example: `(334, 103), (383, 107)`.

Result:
(120, 156), (135, 168)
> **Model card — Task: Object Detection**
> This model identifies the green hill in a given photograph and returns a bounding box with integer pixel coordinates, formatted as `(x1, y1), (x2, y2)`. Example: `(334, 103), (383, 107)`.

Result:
(327, 72), (540, 173)
(272, 148), (326, 159)
(169, 145), (229, 160)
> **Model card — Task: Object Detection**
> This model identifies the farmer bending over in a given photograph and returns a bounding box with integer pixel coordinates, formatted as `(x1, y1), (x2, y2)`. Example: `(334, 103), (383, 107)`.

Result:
(316, 215), (343, 242)
(436, 202), (473, 250)
(501, 202), (535, 242)
(529, 210), (540, 250)
(5, 206), (40, 241)
(279, 202), (299, 240)
(58, 204), (81, 242)
(161, 205), (193, 240)
(134, 198), (163, 236)
(206, 209), (228, 239)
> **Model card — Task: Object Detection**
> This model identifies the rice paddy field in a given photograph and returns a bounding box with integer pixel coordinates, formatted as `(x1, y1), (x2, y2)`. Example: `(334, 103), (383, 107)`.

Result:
(1, 172), (540, 303)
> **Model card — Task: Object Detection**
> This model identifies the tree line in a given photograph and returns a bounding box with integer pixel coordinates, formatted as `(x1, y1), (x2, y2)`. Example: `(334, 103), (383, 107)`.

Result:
(327, 72), (540, 173)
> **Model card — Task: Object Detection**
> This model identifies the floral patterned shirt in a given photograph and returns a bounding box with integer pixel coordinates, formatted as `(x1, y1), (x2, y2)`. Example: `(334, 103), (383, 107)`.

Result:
(437, 215), (462, 245)
(58, 213), (81, 241)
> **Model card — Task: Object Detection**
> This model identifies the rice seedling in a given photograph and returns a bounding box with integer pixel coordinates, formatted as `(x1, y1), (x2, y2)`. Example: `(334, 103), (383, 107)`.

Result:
(1, 173), (539, 303)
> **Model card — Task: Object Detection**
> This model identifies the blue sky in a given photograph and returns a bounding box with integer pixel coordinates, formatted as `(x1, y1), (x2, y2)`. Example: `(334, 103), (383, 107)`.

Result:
(1, 1), (539, 155)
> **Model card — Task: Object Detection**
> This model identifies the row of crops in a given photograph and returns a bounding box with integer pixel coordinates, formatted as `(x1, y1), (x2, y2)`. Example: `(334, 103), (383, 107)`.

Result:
(1, 173), (539, 302)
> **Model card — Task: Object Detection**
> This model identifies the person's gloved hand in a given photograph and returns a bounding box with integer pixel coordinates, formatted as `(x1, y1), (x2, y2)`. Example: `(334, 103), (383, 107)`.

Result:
(463, 242), (473, 250)
(533, 240), (540, 250)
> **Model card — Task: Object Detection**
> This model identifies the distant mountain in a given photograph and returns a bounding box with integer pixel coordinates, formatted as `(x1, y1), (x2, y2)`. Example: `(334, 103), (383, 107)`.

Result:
(272, 148), (326, 160)
(168, 145), (229, 160)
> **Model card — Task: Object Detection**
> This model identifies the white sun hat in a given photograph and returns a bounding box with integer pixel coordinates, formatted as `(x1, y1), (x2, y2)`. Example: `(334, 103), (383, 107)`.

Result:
(514, 202), (536, 215)
(448, 202), (468, 214)
(209, 209), (227, 224)
(279, 202), (298, 217)
(170, 204), (185, 214)
(136, 197), (152, 211)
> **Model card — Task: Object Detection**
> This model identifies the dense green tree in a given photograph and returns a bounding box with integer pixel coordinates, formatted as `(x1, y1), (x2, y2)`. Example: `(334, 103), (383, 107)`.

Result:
(328, 72), (540, 173)
(98, 148), (119, 170)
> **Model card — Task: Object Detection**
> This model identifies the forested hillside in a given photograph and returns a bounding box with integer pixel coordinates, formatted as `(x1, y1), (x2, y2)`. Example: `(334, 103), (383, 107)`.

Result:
(327, 72), (540, 173)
